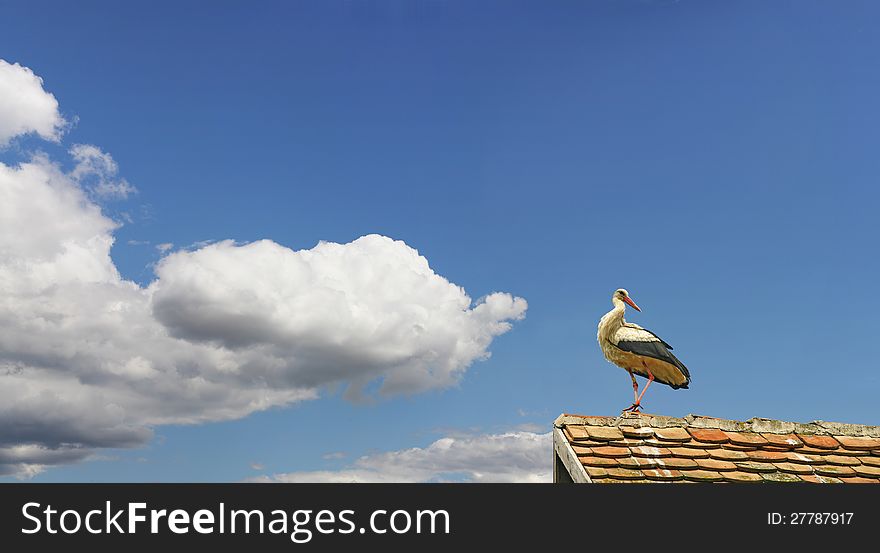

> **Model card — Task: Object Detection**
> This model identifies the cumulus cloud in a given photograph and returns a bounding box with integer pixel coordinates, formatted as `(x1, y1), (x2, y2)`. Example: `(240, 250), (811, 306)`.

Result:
(151, 236), (527, 397)
(69, 144), (137, 199)
(0, 60), (526, 479)
(252, 431), (551, 483)
(0, 59), (66, 146)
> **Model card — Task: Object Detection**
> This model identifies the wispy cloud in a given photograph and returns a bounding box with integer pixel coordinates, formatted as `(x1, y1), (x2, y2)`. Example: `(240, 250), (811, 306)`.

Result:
(251, 431), (551, 483)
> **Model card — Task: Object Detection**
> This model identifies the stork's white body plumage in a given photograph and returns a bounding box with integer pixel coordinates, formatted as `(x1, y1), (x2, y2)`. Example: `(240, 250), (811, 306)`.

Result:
(597, 289), (690, 411)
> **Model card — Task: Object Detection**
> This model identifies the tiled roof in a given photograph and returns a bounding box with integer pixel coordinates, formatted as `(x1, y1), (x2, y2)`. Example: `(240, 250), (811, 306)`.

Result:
(553, 413), (880, 483)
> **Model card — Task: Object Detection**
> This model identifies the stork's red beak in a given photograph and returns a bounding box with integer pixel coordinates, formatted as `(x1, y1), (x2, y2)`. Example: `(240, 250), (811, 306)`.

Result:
(623, 296), (641, 312)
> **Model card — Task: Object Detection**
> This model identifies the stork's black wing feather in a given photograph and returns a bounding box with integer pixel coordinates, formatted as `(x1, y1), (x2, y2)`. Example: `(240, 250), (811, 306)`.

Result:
(614, 337), (691, 389)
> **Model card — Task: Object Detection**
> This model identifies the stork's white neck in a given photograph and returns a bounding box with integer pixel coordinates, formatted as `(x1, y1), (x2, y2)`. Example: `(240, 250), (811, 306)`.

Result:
(597, 299), (627, 344)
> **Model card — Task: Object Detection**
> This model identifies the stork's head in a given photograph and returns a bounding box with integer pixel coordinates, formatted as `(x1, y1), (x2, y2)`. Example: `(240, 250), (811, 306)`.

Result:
(613, 288), (641, 312)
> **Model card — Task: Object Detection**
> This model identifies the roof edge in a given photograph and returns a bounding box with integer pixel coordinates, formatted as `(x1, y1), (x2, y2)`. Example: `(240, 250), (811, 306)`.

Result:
(553, 413), (880, 437)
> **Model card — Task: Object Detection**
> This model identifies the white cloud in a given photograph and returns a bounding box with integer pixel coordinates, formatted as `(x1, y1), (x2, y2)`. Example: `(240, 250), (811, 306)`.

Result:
(69, 144), (137, 199)
(252, 431), (551, 483)
(151, 236), (527, 398)
(0, 59), (66, 146)
(155, 242), (173, 252)
(0, 61), (527, 479)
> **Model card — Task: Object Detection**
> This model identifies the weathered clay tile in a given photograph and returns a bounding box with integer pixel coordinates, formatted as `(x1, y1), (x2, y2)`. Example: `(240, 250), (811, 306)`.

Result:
(760, 472), (802, 483)
(590, 445), (632, 458)
(642, 468), (684, 481)
(834, 436), (880, 451)
(785, 451), (821, 464)
(860, 457), (880, 467)
(735, 461), (777, 473)
(580, 456), (618, 467)
(708, 449), (749, 461)
(800, 474), (843, 483)
(821, 454), (861, 467)
(760, 433), (804, 448)
(620, 426), (654, 439)
(852, 464), (880, 478)
(722, 471), (763, 482)
(630, 445), (673, 458)
(682, 470), (724, 482)
(696, 458), (738, 471)
(746, 450), (789, 462)
(655, 457), (698, 470)
(723, 444), (759, 451)
(839, 476), (880, 483)
(773, 462), (814, 474)
(584, 466), (608, 479)
(586, 426), (625, 441)
(797, 434), (840, 450)
(725, 431), (769, 447)
(564, 426), (591, 441)
(616, 457), (657, 469)
(813, 465), (855, 477)
(653, 427), (691, 442)
(666, 447), (710, 459)
(687, 428), (729, 443)
(680, 440), (721, 450)
(604, 467), (644, 480)
(571, 445), (593, 456)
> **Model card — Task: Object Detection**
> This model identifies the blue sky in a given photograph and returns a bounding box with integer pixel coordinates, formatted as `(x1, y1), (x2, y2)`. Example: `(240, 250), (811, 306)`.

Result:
(1, 1), (878, 482)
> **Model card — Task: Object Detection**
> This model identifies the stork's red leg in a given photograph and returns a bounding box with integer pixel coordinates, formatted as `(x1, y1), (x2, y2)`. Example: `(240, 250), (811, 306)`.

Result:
(621, 370), (643, 412)
(636, 370), (655, 405)
(628, 370), (639, 404)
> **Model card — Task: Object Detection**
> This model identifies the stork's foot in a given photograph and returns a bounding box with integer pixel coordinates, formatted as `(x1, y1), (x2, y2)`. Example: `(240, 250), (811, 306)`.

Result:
(621, 403), (643, 413)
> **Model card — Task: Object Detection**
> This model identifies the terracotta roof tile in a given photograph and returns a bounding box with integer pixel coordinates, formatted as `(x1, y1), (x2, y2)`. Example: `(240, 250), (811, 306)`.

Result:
(682, 470), (724, 482)
(620, 426), (654, 439)
(725, 431), (770, 447)
(834, 436), (880, 450)
(680, 440), (721, 450)
(586, 426), (625, 441)
(813, 465), (856, 477)
(555, 413), (880, 485)
(630, 445), (673, 458)
(616, 457), (659, 470)
(696, 458), (738, 471)
(760, 433), (804, 448)
(655, 457), (699, 470)
(735, 461), (777, 473)
(800, 474), (843, 483)
(797, 434), (840, 450)
(565, 427), (590, 441)
(839, 476), (880, 484)
(852, 465), (880, 478)
(708, 449), (749, 461)
(653, 427), (691, 442)
(687, 428), (729, 443)
(642, 468), (684, 481)
(723, 444), (760, 451)
(822, 454), (861, 466)
(590, 446), (631, 458)
(773, 462), (814, 475)
(722, 471), (763, 482)
(666, 447), (710, 459)
(580, 456), (618, 468)
(760, 472), (803, 483)
(746, 450), (789, 462)
(604, 467), (645, 480)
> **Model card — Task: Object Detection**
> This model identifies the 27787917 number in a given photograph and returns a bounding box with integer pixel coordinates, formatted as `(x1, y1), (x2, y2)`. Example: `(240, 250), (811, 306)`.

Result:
(790, 513), (853, 525)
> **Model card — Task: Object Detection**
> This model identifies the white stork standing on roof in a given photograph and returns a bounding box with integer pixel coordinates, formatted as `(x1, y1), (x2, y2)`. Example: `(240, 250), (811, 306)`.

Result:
(597, 289), (690, 412)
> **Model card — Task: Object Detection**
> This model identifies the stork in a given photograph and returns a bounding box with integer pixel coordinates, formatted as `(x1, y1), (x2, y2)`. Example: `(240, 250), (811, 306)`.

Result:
(597, 289), (690, 412)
